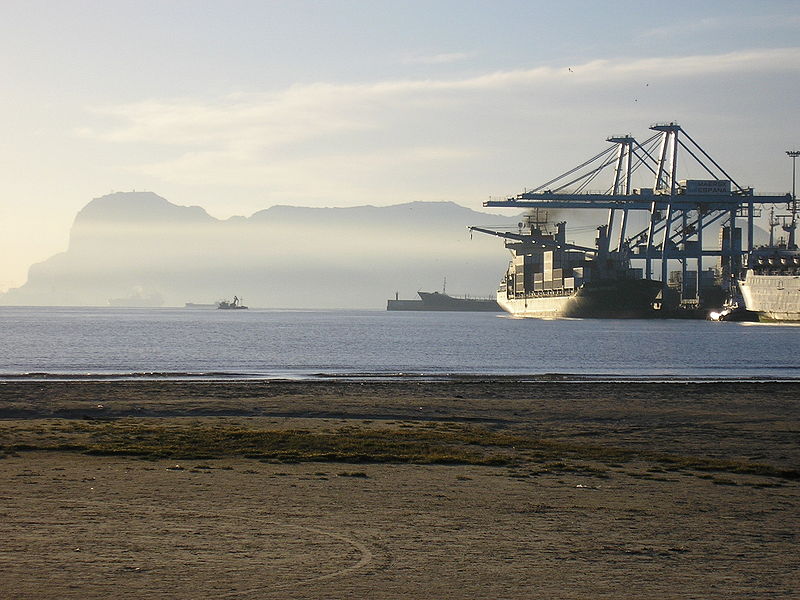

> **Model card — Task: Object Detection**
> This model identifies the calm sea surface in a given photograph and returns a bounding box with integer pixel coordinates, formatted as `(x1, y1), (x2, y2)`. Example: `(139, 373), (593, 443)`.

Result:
(1, 306), (798, 381)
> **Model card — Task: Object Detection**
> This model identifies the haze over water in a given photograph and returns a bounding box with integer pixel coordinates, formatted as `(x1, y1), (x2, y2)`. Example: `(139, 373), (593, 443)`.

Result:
(2, 307), (798, 380)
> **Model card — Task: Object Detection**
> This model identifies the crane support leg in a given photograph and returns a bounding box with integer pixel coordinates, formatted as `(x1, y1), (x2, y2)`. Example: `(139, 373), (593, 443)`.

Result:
(697, 207), (703, 301)
(661, 203), (674, 299)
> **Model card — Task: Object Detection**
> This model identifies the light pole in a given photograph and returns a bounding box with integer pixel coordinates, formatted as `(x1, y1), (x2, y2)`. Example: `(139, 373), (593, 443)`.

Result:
(788, 150), (799, 248)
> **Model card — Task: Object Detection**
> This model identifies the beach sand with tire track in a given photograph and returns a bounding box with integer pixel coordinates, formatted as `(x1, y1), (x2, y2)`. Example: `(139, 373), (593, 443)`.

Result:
(1, 380), (797, 599)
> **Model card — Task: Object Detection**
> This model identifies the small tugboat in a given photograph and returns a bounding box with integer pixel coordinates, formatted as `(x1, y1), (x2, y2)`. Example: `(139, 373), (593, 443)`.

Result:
(217, 295), (248, 310)
(708, 299), (759, 322)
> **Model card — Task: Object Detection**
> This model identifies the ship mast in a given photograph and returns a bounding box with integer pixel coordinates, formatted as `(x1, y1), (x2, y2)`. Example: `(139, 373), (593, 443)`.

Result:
(768, 206), (779, 247)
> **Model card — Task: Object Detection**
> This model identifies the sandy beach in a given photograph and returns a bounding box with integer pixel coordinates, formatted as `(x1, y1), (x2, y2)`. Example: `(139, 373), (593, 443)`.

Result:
(1, 380), (798, 599)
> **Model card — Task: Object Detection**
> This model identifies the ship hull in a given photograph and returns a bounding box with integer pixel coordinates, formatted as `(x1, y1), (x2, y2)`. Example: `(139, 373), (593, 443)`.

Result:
(498, 280), (661, 319)
(739, 273), (800, 322)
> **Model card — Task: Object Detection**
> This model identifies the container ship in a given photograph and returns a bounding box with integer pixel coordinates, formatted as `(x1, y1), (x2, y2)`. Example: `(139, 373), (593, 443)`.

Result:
(470, 214), (661, 318)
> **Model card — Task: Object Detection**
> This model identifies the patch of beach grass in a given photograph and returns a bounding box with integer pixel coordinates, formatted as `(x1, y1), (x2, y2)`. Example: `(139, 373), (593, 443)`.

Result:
(338, 471), (368, 478)
(0, 419), (797, 481)
(1, 420), (509, 466)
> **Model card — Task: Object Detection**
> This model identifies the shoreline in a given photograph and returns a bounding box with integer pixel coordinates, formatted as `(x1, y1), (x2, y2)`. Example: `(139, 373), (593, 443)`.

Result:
(4, 372), (800, 383)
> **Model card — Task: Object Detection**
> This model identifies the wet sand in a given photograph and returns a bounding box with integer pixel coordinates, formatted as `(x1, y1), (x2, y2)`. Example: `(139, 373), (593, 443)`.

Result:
(1, 380), (798, 599)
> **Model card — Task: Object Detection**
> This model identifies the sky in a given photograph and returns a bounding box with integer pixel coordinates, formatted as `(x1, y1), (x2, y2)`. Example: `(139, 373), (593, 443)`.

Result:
(1, 0), (799, 292)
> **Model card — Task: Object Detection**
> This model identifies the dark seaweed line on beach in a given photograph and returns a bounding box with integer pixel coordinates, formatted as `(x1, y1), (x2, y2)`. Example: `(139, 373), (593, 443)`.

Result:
(2, 420), (797, 482)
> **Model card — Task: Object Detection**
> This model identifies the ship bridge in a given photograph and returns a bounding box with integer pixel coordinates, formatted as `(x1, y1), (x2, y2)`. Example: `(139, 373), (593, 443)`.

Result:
(480, 123), (791, 306)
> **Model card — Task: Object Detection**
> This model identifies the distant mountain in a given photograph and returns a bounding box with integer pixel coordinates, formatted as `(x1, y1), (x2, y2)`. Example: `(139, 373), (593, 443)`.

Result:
(75, 192), (215, 224)
(249, 201), (495, 228)
(2, 192), (544, 308)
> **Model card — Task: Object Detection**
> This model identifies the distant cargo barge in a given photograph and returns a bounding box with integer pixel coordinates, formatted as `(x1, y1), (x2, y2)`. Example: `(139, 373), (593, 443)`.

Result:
(387, 291), (502, 312)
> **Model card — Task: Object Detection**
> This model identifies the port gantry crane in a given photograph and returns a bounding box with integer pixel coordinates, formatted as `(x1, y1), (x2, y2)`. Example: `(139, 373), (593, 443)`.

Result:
(479, 122), (791, 307)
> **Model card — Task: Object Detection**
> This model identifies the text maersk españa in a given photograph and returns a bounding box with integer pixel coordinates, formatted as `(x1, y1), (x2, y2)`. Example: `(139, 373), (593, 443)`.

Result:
(680, 179), (732, 196)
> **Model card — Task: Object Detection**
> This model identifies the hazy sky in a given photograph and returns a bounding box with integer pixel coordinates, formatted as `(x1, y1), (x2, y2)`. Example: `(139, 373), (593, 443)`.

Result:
(1, 0), (799, 291)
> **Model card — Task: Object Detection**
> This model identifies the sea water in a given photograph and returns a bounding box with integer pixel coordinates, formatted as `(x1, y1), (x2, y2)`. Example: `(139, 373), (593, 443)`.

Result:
(0, 306), (798, 380)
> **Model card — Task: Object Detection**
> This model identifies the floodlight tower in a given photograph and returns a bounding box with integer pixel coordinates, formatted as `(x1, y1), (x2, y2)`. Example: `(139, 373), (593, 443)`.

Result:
(787, 150), (799, 248)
